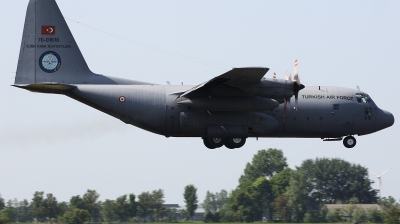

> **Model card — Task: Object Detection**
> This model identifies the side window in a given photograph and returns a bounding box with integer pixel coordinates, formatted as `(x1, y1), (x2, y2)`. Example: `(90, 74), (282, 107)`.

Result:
(364, 107), (373, 115)
(333, 104), (339, 110)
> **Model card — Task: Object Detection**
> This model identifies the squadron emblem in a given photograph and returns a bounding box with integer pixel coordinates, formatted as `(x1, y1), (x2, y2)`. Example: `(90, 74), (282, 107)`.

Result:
(39, 51), (61, 73)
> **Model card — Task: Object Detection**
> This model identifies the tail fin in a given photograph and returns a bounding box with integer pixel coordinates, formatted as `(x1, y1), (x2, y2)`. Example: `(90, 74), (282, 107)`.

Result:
(15, 0), (94, 85)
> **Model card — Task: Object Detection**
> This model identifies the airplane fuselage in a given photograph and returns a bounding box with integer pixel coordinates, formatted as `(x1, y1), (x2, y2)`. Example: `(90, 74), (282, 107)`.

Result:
(68, 85), (392, 139)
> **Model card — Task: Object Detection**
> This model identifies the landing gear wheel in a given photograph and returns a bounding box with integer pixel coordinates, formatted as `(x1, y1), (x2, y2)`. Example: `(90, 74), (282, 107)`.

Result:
(343, 136), (356, 148)
(224, 139), (236, 149)
(203, 138), (215, 149)
(205, 137), (224, 149)
(225, 137), (246, 149)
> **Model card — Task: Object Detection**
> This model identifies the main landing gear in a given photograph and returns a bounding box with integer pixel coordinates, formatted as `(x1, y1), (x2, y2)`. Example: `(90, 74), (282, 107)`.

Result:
(343, 136), (356, 148)
(203, 137), (247, 149)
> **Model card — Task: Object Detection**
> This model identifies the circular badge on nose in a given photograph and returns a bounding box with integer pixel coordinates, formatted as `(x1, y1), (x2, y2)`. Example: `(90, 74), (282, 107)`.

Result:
(39, 51), (61, 73)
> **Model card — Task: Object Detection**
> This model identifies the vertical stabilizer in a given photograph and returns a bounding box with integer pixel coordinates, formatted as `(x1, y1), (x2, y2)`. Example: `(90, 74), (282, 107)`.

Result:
(15, 0), (93, 85)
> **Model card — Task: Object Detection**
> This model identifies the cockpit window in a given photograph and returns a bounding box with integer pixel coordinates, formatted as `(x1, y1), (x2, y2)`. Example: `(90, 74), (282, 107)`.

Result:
(356, 93), (372, 103)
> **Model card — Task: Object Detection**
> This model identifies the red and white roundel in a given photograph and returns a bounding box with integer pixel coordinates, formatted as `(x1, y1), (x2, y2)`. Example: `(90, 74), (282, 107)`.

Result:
(119, 96), (126, 103)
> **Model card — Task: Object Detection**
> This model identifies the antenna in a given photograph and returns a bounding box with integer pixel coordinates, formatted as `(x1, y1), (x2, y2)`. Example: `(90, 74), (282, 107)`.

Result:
(370, 168), (391, 197)
(166, 81), (171, 85)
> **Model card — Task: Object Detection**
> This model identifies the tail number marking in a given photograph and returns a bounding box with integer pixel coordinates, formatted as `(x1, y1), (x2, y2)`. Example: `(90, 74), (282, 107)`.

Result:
(38, 38), (60, 43)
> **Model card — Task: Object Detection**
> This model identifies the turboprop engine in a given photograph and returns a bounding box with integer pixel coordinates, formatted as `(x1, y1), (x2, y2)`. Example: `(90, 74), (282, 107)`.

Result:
(240, 78), (304, 102)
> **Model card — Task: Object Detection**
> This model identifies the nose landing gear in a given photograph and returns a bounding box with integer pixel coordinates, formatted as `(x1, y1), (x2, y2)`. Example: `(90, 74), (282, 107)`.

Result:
(343, 136), (356, 148)
(203, 137), (247, 149)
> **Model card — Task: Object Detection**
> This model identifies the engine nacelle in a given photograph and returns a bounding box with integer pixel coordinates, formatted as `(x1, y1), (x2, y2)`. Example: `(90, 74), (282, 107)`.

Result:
(240, 78), (294, 100)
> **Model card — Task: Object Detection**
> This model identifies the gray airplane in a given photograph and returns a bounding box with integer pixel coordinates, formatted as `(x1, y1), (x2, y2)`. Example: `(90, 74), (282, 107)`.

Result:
(14, 0), (394, 149)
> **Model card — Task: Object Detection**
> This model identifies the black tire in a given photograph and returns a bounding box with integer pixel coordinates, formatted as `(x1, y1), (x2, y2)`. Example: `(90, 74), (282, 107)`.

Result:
(207, 137), (224, 148)
(343, 136), (356, 148)
(203, 138), (215, 149)
(225, 137), (246, 149)
(224, 139), (236, 149)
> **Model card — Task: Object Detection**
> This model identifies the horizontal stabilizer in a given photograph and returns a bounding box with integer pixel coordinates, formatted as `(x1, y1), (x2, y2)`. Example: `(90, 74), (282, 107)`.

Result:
(12, 83), (76, 93)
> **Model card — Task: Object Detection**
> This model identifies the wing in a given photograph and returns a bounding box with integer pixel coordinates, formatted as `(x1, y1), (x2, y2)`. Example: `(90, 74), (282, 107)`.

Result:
(179, 67), (269, 98)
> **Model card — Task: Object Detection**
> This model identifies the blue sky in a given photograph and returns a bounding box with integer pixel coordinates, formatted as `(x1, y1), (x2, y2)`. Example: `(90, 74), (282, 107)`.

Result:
(1, 0), (399, 205)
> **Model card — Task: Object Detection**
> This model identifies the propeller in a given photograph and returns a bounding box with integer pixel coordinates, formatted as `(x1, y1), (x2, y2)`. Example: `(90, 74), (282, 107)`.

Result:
(286, 60), (305, 111)
(281, 60), (305, 131)
(293, 60), (305, 111)
(284, 71), (292, 122)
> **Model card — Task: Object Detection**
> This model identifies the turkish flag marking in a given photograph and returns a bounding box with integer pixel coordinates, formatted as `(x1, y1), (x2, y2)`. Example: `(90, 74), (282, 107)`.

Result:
(41, 26), (56, 35)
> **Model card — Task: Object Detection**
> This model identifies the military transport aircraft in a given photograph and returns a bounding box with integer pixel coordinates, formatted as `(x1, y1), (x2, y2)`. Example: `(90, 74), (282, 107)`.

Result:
(13, 0), (394, 149)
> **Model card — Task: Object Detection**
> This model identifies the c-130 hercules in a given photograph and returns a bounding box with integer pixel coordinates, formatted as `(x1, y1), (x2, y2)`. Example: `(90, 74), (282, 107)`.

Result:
(14, 0), (394, 149)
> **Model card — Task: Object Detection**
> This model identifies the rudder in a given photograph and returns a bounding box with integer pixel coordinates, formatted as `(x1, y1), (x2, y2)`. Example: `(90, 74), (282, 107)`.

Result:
(15, 0), (94, 85)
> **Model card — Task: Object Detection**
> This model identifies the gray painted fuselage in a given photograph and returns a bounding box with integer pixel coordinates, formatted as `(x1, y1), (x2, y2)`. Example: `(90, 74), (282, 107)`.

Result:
(68, 84), (391, 139)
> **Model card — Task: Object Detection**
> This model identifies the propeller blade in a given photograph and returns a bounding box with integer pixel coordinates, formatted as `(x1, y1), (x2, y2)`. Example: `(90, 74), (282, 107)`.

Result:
(283, 98), (287, 130)
(285, 71), (290, 80)
(293, 59), (300, 85)
(283, 60), (305, 111)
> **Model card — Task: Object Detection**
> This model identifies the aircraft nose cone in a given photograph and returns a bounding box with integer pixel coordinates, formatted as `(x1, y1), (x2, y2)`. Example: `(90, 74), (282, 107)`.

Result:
(377, 110), (394, 131)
